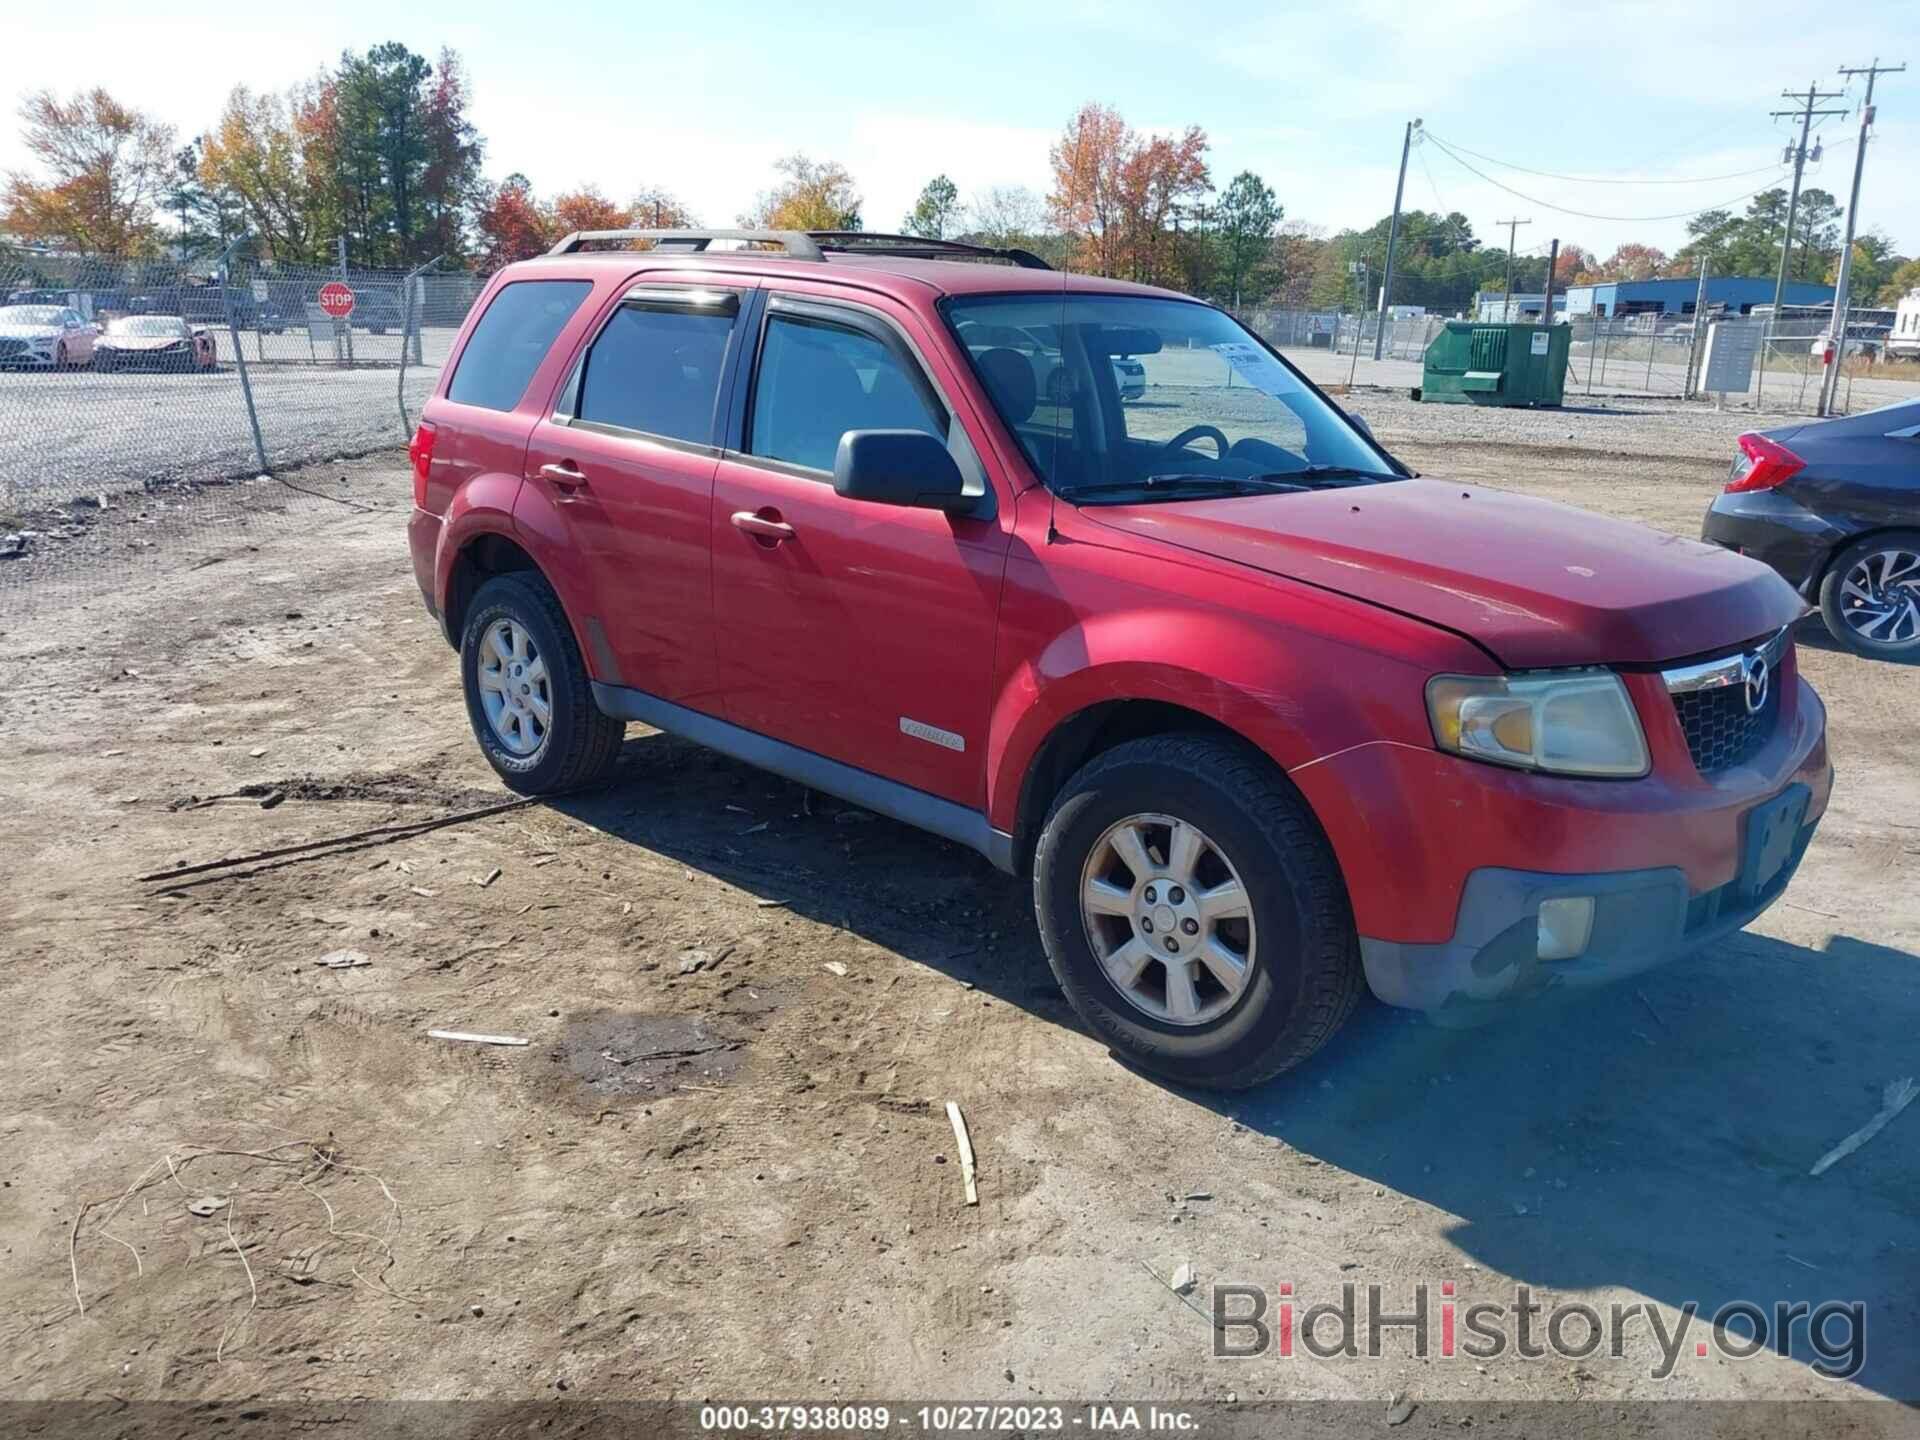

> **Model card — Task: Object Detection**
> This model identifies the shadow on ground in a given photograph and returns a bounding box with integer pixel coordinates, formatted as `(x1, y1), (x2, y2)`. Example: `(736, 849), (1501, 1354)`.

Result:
(550, 729), (1920, 1401)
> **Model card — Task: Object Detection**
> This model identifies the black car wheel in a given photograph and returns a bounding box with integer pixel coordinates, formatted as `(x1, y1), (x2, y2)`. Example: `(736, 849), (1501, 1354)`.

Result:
(1820, 531), (1920, 660)
(1031, 734), (1363, 1090)
(459, 573), (625, 794)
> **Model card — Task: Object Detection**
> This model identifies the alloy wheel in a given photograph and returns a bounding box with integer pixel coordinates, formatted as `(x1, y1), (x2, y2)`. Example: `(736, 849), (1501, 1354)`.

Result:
(476, 617), (552, 756)
(1837, 547), (1920, 646)
(1079, 812), (1257, 1026)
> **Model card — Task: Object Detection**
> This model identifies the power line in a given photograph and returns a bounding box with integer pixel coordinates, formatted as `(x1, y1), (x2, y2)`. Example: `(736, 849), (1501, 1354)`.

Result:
(1423, 135), (1792, 223)
(1421, 131), (1790, 185)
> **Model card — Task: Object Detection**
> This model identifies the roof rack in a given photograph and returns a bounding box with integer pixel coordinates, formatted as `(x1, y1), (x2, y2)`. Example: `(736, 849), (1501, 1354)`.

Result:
(544, 227), (1054, 271)
(547, 228), (824, 259)
(806, 232), (1054, 271)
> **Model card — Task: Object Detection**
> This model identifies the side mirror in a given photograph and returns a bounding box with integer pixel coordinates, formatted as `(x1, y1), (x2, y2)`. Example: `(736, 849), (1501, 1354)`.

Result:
(833, 429), (970, 512)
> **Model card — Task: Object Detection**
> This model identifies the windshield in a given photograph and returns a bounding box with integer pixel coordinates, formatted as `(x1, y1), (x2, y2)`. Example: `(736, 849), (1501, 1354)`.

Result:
(948, 295), (1398, 501)
(0, 306), (64, 326)
(110, 316), (187, 336)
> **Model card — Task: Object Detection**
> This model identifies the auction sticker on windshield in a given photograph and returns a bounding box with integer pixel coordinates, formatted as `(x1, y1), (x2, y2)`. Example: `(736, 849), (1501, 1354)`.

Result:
(1210, 340), (1295, 396)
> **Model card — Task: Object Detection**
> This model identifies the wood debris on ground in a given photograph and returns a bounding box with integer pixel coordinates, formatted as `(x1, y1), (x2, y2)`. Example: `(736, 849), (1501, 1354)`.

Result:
(945, 1101), (979, 1206)
(427, 1029), (529, 1047)
(1810, 1076), (1916, 1176)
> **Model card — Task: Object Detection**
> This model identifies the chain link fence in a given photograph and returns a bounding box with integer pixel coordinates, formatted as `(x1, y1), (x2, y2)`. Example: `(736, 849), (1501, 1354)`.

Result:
(1, 245), (485, 595)
(1244, 305), (1920, 412)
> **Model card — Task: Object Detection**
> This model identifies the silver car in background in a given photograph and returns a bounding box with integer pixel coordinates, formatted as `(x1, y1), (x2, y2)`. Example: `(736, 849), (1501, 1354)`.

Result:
(0, 304), (98, 369)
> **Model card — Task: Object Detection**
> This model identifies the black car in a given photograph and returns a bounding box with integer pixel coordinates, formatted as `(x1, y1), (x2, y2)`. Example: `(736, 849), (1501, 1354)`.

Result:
(1702, 399), (1920, 658)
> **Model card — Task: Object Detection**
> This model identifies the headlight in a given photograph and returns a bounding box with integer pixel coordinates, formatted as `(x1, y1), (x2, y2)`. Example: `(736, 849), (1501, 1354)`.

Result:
(1427, 670), (1649, 778)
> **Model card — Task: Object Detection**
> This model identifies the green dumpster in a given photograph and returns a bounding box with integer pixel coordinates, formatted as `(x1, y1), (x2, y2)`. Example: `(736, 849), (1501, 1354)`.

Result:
(1416, 322), (1569, 407)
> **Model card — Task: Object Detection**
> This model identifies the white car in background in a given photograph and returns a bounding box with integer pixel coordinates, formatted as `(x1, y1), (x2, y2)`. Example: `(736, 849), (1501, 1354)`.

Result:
(0, 304), (98, 369)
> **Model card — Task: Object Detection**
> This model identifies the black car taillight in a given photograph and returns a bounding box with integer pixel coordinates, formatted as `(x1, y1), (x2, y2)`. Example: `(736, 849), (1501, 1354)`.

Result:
(1724, 432), (1805, 494)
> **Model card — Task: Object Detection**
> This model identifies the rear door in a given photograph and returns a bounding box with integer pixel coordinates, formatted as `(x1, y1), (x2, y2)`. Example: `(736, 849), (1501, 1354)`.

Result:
(709, 288), (1013, 807)
(520, 279), (753, 708)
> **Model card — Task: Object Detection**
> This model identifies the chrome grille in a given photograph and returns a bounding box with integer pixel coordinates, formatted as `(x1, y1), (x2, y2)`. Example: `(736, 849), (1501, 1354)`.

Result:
(1662, 627), (1789, 776)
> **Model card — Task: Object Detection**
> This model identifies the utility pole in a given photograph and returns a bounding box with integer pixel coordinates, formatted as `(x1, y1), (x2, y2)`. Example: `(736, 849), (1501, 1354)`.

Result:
(1497, 217), (1531, 322)
(1685, 257), (1711, 397)
(1818, 59), (1905, 416)
(1761, 83), (1848, 406)
(1373, 118), (1422, 359)
(1541, 238), (1560, 327)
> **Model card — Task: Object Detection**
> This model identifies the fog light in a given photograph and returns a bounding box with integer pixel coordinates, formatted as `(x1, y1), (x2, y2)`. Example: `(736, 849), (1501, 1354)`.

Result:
(1537, 896), (1594, 961)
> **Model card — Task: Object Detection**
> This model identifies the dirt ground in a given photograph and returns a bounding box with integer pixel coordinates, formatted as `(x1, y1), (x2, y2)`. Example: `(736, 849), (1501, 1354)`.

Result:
(2, 404), (1917, 1415)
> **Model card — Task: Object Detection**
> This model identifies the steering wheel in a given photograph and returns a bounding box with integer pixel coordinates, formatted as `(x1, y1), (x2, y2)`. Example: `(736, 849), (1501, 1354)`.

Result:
(1160, 424), (1230, 459)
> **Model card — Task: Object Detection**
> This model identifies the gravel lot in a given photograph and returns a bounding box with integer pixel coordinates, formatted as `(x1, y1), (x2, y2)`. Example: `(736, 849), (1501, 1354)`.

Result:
(2, 393), (1916, 1416)
(0, 352), (444, 515)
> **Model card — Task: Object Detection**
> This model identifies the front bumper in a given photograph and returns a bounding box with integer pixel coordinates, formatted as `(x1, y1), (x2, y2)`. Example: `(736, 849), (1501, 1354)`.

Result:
(1360, 792), (1820, 1017)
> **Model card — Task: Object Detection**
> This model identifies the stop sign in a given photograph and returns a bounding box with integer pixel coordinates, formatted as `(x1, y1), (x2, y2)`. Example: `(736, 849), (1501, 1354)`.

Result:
(317, 281), (356, 319)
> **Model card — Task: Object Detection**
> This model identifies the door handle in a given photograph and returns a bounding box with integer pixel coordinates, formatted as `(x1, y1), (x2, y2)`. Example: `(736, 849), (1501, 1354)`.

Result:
(730, 510), (795, 542)
(539, 461), (589, 491)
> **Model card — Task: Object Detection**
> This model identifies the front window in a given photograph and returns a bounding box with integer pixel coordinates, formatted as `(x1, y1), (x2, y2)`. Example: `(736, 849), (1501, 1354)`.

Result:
(749, 312), (944, 474)
(948, 295), (1398, 502)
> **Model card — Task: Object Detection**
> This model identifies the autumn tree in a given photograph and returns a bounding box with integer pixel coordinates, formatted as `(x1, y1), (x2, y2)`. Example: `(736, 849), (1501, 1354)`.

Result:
(628, 186), (694, 229)
(1587, 243), (1670, 282)
(550, 185), (630, 235)
(1047, 103), (1132, 275)
(742, 154), (861, 231)
(1878, 256), (1920, 306)
(1114, 128), (1210, 283)
(199, 84), (337, 262)
(474, 174), (554, 270)
(903, 175), (960, 239)
(1553, 245), (1591, 285)
(2, 88), (175, 255)
(419, 48), (484, 261)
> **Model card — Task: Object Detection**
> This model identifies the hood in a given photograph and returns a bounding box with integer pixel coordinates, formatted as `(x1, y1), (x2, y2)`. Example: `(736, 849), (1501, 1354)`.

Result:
(1079, 477), (1805, 669)
(0, 324), (59, 339)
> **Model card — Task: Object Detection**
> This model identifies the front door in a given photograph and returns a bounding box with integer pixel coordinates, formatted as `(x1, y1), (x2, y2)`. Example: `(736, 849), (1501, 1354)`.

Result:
(710, 292), (1011, 808)
(521, 280), (753, 710)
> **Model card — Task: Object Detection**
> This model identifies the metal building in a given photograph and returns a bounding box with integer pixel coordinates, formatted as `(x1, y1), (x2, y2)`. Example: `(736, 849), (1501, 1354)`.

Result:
(1562, 277), (1834, 319)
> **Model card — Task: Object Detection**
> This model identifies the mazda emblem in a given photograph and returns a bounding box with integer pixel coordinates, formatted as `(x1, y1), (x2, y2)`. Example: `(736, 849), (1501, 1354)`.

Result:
(1743, 653), (1769, 715)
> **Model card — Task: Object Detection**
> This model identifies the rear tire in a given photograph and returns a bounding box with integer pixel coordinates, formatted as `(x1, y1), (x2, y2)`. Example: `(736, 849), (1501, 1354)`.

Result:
(1031, 734), (1363, 1089)
(460, 573), (624, 794)
(1819, 531), (1920, 661)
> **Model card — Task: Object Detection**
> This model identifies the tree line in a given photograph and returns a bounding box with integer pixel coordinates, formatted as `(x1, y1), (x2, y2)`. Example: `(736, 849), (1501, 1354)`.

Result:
(6, 70), (1916, 309)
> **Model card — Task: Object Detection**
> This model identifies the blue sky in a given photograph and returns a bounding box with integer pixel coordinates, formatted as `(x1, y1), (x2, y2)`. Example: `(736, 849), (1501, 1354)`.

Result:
(8, 0), (1918, 267)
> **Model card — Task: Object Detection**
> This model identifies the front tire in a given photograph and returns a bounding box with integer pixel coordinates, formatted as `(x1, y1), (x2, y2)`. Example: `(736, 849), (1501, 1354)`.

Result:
(1819, 532), (1920, 660)
(1031, 734), (1363, 1089)
(460, 573), (624, 794)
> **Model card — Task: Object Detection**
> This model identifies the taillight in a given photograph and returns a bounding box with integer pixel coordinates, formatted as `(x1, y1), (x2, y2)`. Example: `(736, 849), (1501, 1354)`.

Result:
(408, 421), (438, 507)
(1724, 432), (1804, 494)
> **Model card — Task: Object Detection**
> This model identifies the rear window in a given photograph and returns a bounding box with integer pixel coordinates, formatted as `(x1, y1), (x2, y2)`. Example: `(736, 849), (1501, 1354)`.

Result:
(447, 280), (591, 412)
(576, 303), (735, 444)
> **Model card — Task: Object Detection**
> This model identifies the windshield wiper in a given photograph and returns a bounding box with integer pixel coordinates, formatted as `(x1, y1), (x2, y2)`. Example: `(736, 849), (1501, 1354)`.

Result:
(1061, 473), (1308, 503)
(1252, 465), (1402, 486)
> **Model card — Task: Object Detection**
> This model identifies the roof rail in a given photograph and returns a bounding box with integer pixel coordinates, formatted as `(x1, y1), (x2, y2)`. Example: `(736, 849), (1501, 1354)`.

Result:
(806, 231), (1054, 271)
(546, 228), (824, 260)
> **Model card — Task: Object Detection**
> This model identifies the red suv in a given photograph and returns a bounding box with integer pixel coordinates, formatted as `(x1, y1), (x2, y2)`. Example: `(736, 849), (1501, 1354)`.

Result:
(408, 228), (1832, 1088)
